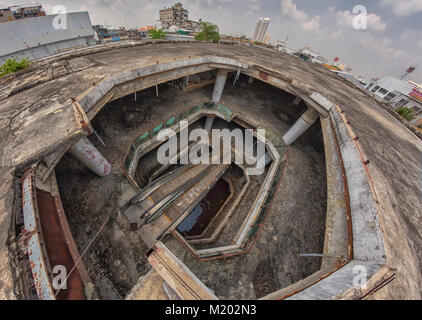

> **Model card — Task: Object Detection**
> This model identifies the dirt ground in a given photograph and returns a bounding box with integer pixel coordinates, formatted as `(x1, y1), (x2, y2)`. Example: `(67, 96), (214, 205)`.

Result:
(55, 75), (326, 299)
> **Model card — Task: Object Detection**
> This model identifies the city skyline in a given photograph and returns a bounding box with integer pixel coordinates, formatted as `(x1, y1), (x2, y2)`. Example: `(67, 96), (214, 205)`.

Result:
(0, 0), (421, 82)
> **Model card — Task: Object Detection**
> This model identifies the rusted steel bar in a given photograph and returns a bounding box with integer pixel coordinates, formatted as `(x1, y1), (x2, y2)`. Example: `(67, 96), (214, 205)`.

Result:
(36, 189), (86, 300)
(357, 273), (396, 300)
(21, 170), (56, 300)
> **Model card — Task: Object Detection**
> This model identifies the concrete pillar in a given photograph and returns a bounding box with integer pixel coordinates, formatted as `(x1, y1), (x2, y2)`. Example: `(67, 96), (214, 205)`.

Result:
(70, 137), (111, 177)
(205, 116), (215, 133)
(282, 107), (320, 145)
(211, 69), (229, 103)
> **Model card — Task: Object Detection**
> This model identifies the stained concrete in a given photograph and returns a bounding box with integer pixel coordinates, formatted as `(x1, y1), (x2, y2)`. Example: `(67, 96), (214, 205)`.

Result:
(54, 79), (326, 299)
(1, 41), (421, 299)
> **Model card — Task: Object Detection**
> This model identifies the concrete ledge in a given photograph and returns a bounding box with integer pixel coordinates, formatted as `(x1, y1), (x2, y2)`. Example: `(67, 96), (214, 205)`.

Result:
(320, 117), (349, 267)
(261, 100), (388, 300)
(0, 168), (17, 300)
(286, 260), (386, 300)
(77, 56), (249, 119)
(330, 107), (386, 262)
(285, 104), (387, 300)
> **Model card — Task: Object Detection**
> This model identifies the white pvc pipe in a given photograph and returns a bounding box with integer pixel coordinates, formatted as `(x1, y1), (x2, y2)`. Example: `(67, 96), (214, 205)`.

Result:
(211, 69), (229, 103)
(282, 107), (320, 145)
(70, 137), (111, 177)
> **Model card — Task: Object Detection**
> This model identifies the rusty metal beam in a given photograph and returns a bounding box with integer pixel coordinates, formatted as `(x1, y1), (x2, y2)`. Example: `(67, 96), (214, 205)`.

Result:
(21, 169), (56, 300)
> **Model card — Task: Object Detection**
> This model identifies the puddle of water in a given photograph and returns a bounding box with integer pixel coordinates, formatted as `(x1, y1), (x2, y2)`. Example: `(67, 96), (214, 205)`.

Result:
(177, 178), (231, 237)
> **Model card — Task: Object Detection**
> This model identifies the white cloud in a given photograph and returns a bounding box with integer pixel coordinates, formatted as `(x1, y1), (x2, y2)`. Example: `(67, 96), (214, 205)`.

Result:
(367, 13), (387, 31)
(301, 15), (320, 32)
(380, 0), (422, 17)
(281, 0), (320, 33)
(400, 30), (422, 50)
(247, 0), (261, 13)
(336, 9), (386, 31)
(281, 0), (308, 22)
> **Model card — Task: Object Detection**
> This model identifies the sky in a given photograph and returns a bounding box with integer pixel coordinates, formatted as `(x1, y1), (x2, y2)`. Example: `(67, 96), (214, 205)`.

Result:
(1, 0), (421, 82)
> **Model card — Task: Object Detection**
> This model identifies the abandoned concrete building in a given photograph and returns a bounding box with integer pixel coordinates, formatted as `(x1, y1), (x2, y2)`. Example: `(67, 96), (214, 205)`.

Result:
(0, 41), (421, 300)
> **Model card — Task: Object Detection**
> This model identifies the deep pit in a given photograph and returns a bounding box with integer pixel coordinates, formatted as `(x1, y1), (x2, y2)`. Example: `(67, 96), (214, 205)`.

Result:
(54, 73), (327, 300)
(177, 177), (232, 237)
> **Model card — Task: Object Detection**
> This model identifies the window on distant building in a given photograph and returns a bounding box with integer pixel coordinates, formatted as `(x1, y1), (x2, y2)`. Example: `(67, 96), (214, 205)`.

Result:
(372, 85), (380, 93)
(384, 92), (396, 102)
(395, 99), (409, 108)
(410, 106), (422, 114)
(377, 88), (389, 95)
(367, 83), (373, 90)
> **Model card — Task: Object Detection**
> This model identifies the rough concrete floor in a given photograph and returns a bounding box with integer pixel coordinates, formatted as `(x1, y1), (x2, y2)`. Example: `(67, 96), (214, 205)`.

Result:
(2, 42), (421, 300)
(164, 79), (326, 299)
(55, 76), (326, 299)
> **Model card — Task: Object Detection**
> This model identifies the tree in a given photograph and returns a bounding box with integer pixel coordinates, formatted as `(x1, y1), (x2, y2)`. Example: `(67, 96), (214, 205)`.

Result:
(397, 107), (414, 121)
(195, 22), (220, 43)
(149, 29), (166, 39)
(0, 58), (30, 77)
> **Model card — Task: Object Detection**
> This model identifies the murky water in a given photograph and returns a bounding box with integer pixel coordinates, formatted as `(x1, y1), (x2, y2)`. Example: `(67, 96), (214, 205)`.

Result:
(177, 178), (231, 237)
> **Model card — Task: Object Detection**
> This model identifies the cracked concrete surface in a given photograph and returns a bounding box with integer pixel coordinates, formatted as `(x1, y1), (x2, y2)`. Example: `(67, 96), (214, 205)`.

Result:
(0, 42), (421, 299)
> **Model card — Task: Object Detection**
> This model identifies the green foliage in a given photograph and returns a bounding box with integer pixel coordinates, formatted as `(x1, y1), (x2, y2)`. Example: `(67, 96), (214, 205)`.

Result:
(397, 107), (414, 120)
(149, 29), (166, 39)
(195, 22), (220, 43)
(0, 58), (30, 77)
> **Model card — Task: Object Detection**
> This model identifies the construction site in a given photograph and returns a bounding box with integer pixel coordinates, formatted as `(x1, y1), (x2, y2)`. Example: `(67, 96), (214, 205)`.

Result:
(0, 41), (421, 300)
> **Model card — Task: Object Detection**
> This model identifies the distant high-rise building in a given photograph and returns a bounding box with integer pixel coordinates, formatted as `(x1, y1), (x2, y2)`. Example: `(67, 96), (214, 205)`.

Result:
(159, 2), (202, 32)
(263, 34), (271, 44)
(252, 18), (270, 42)
(257, 18), (270, 43)
(159, 3), (188, 29)
(252, 18), (263, 41)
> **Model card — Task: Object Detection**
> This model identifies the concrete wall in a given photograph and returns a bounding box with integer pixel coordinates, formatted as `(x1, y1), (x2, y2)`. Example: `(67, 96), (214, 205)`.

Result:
(0, 12), (95, 63)
(165, 34), (195, 42)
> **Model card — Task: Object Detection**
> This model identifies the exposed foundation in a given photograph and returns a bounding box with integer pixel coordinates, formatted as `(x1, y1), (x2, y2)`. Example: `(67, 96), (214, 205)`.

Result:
(53, 75), (327, 299)
(1, 42), (414, 301)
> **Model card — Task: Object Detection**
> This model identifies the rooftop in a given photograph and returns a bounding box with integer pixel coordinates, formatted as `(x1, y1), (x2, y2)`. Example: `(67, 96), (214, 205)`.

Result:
(0, 41), (421, 300)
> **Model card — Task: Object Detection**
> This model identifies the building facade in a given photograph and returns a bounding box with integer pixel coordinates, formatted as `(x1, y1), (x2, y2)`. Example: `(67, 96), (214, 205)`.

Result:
(0, 12), (96, 63)
(252, 18), (270, 43)
(252, 18), (263, 41)
(263, 34), (271, 44)
(159, 3), (188, 29)
(159, 3), (202, 32)
(366, 76), (422, 126)
(0, 4), (45, 23)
